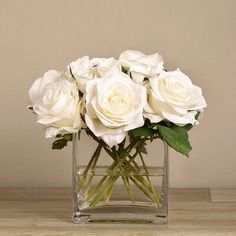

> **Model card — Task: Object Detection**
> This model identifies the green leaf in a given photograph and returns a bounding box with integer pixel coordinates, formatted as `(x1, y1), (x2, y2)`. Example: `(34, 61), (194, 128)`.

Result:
(171, 125), (188, 139)
(129, 127), (157, 137)
(52, 133), (72, 150)
(157, 125), (192, 157)
(184, 124), (193, 131)
(62, 133), (72, 141)
(52, 139), (68, 150)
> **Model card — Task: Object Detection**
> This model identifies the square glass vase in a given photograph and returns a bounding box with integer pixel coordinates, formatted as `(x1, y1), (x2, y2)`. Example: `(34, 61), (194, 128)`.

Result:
(72, 132), (169, 224)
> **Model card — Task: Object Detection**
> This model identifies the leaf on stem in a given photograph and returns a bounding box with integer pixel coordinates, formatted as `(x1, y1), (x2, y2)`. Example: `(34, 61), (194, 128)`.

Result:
(157, 125), (192, 157)
(170, 125), (189, 139)
(129, 127), (157, 137)
(52, 133), (73, 150)
(184, 124), (193, 131)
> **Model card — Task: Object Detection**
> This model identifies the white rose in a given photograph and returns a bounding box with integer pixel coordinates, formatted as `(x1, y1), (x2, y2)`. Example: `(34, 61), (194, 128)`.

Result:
(85, 72), (147, 147)
(144, 69), (207, 126)
(119, 50), (164, 83)
(68, 56), (121, 93)
(29, 71), (83, 138)
(29, 70), (61, 107)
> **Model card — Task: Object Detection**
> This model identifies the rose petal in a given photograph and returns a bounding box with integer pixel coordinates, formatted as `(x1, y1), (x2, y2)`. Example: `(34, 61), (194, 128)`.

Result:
(101, 133), (127, 147)
(162, 111), (197, 126)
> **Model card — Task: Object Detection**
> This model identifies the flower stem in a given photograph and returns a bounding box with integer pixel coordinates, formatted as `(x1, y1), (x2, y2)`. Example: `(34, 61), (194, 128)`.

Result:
(77, 143), (102, 193)
(83, 145), (102, 195)
(122, 176), (135, 203)
(139, 152), (161, 206)
(78, 133), (161, 208)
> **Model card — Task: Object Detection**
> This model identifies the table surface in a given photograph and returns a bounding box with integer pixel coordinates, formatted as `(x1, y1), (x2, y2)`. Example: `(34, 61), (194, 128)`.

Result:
(0, 188), (235, 236)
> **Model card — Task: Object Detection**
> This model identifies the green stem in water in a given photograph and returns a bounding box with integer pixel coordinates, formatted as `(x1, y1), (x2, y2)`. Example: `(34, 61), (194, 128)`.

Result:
(129, 176), (156, 202)
(86, 142), (138, 205)
(77, 143), (103, 193)
(116, 146), (136, 203)
(89, 175), (120, 206)
(80, 134), (161, 207)
(87, 144), (142, 205)
(139, 152), (161, 207)
(122, 176), (135, 203)
(104, 184), (113, 203)
(83, 145), (102, 195)
(85, 175), (108, 203)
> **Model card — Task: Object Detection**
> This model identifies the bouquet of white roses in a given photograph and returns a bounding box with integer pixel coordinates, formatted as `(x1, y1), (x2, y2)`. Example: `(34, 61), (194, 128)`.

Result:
(29, 50), (206, 157)
(29, 50), (206, 208)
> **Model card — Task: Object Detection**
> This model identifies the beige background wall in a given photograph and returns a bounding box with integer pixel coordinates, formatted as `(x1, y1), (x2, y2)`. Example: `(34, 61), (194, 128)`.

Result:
(0, 0), (235, 187)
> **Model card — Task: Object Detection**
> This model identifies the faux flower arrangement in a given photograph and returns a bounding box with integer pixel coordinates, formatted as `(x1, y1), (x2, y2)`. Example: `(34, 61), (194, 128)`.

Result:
(28, 50), (207, 211)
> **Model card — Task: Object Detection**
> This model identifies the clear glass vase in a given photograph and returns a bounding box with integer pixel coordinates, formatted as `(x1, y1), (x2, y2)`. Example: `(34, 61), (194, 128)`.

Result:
(72, 131), (169, 224)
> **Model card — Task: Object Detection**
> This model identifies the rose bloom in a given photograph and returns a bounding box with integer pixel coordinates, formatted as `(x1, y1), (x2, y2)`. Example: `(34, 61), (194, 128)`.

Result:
(85, 71), (147, 147)
(144, 69), (207, 125)
(68, 56), (121, 93)
(119, 50), (163, 83)
(29, 70), (83, 138)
